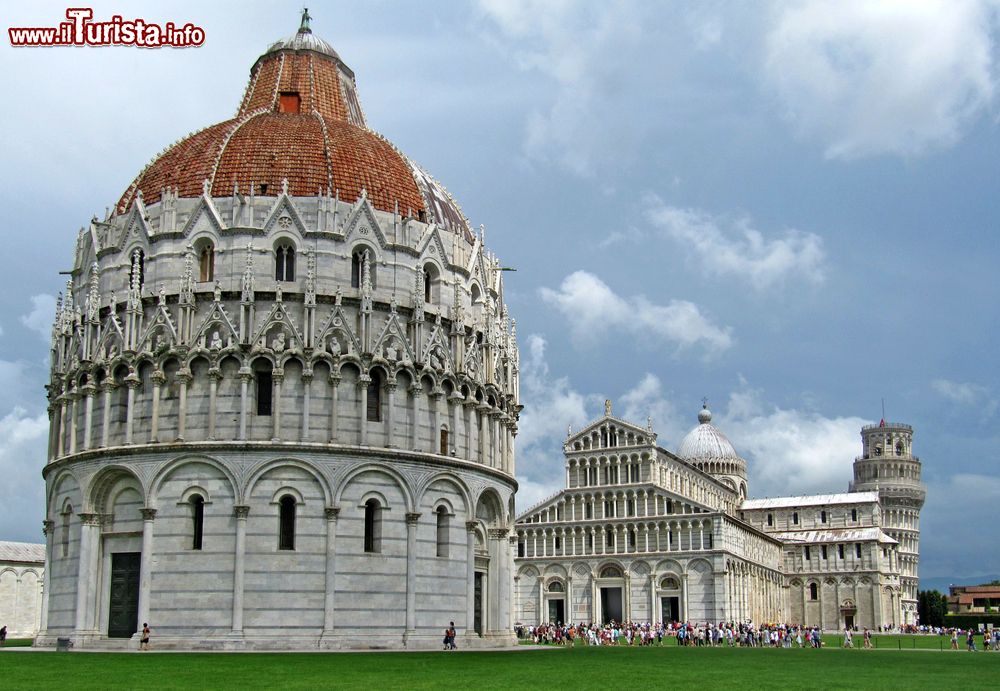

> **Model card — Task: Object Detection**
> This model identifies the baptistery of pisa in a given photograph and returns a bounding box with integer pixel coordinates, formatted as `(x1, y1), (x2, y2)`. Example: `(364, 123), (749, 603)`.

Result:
(38, 15), (520, 650)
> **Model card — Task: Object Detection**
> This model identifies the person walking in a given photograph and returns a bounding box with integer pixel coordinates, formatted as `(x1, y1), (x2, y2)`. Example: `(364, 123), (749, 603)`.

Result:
(966, 629), (977, 652)
(0, 625), (7, 646)
(139, 623), (151, 651)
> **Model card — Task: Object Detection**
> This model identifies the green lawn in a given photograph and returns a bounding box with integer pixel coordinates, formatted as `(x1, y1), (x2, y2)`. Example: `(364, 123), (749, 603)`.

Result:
(2, 644), (998, 690)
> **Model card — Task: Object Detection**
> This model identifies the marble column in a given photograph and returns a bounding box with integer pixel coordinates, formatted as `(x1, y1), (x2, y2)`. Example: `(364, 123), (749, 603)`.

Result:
(136, 508), (156, 629)
(321, 508), (339, 636)
(231, 505), (249, 634)
(410, 385), (422, 451)
(207, 368), (220, 440)
(149, 370), (164, 443)
(74, 513), (102, 635)
(385, 380), (396, 447)
(301, 372), (313, 442)
(271, 370), (284, 441)
(40, 520), (54, 633)
(404, 512), (421, 642)
(329, 374), (341, 442)
(238, 370), (252, 441)
(82, 384), (95, 450)
(358, 375), (369, 446)
(100, 383), (113, 448)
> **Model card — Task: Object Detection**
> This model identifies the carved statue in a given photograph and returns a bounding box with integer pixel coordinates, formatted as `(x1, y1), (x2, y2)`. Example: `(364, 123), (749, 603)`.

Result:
(328, 335), (342, 357)
(271, 331), (286, 351)
(210, 331), (223, 350)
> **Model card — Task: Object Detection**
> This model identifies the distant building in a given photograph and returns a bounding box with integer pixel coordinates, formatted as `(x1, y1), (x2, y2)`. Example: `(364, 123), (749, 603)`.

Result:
(514, 403), (923, 630)
(0, 541), (45, 638)
(948, 585), (1000, 614)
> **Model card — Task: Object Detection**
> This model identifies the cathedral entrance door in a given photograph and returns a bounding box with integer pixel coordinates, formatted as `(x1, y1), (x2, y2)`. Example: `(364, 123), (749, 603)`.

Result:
(548, 598), (565, 624)
(844, 614), (855, 629)
(108, 552), (140, 638)
(661, 596), (680, 623)
(600, 588), (623, 625)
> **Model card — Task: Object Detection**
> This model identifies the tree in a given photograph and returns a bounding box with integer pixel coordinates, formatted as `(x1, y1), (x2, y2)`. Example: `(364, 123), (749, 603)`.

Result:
(917, 590), (948, 627)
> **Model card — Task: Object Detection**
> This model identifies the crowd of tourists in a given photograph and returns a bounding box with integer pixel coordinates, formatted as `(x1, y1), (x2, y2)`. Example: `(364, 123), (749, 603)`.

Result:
(517, 621), (999, 651)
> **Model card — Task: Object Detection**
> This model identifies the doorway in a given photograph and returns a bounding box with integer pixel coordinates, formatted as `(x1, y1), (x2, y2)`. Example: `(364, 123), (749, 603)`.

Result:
(108, 552), (140, 638)
(661, 596), (680, 623)
(600, 587), (623, 624)
(474, 572), (484, 635)
(548, 598), (565, 624)
(844, 614), (855, 629)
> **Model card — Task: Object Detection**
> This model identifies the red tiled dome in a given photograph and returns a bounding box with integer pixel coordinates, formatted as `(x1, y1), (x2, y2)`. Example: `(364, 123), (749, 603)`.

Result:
(117, 22), (466, 234)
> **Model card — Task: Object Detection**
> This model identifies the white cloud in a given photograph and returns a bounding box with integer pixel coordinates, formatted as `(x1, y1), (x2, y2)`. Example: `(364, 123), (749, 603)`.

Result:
(0, 406), (48, 542)
(477, 0), (644, 176)
(539, 270), (733, 353)
(645, 200), (826, 289)
(21, 294), (56, 342)
(719, 385), (868, 497)
(764, 0), (999, 159)
(619, 373), (687, 447)
(931, 378), (988, 405)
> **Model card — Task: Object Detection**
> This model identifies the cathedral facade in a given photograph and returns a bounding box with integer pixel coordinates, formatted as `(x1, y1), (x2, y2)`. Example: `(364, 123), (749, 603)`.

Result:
(514, 404), (924, 630)
(38, 16), (520, 650)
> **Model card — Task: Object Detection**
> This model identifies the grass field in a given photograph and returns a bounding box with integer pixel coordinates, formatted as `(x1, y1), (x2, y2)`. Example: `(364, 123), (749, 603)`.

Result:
(2, 643), (998, 690)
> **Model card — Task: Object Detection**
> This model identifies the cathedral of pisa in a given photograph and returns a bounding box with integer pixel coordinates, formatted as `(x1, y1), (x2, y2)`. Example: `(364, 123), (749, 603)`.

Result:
(513, 404), (925, 630)
(38, 16), (520, 650)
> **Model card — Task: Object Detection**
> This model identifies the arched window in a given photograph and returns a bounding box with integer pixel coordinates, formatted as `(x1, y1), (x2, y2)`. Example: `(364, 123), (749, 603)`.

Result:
(191, 494), (205, 550)
(351, 250), (375, 289)
(275, 244), (295, 281)
(470, 284), (481, 304)
(424, 268), (432, 303)
(548, 581), (564, 593)
(440, 426), (450, 455)
(809, 582), (818, 600)
(198, 243), (215, 282)
(364, 499), (382, 553)
(278, 495), (296, 550)
(366, 370), (382, 422)
(599, 565), (623, 579)
(436, 506), (449, 557)
(821, 510), (828, 524)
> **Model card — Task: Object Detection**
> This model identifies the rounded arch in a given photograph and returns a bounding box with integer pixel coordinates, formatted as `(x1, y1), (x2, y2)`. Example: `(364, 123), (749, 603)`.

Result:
(270, 486), (306, 505)
(87, 464), (144, 514)
(149, 454), (239, 508)
(415, 471), (473, 521)
(334, 462), (414, 513)
(244, 457), (333, 507)
(473, 487), (506, 527)
(46, 469), (82, 516)
(596, 561), (626, 579)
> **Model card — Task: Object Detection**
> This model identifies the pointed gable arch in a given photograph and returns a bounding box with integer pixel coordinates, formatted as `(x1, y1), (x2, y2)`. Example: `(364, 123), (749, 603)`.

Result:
(342, 192), (388, 248)
(371, 310), (416, 366)
(416, 223), (450, 268)
(251, 300), (305, 352)
(316, 302), (362, 358)
(181, 194), (227, 238)
(262, 188), (308, 238)
(191, 298), (240, 351)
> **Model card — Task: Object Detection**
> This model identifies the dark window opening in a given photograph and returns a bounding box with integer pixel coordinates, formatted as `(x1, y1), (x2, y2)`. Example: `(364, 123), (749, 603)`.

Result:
(256, 369), (273, 416)
(424, 268), (432, 303)
(767, 513), (773, 527)
(838, 544), (845, 559)
(821, 545), (828, 560)
(279, 92), (301, 114)
(517, 541), (525, 558)
(275, 244), (295, 282)
(809, 583), (818, 600)
(364, 499), (381, 553)
(366, 371), (382, 422)
(851, 508), (858, 522)
(278, 495), (295, 550)
(440, 428), (449, 455)
(805, 546), (811, 560)
(61, 507), (72, 558)
(856, 543), (862, 558)
(351, 252), (362, 288)
(191, 494), (204, 550)
(821, 510), (827, 524)
(792, 512), (799, 525)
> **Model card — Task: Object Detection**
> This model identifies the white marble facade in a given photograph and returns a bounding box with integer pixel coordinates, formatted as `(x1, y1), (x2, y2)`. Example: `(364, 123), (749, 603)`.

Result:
(38, 20), (520, 650)
(514, 404), (920, 630)
(0, 542), (45, 638)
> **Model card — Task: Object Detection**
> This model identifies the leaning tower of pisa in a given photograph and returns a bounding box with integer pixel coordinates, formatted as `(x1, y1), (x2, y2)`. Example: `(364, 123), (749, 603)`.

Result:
(850, 421), (926, 625)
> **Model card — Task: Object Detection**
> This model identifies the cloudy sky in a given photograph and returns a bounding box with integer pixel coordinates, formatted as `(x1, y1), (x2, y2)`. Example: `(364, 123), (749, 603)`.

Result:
(2, 1), (999, 584)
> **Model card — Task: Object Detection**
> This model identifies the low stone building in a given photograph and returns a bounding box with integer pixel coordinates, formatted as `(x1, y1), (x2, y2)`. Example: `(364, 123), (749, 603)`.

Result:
(0, 541), (45, 638)
(514, 403), (918, 630)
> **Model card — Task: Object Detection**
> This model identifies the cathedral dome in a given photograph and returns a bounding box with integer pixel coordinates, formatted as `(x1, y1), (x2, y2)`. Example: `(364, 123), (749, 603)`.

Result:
(678, 406), (740, 462)
(117, 13), (471, 239)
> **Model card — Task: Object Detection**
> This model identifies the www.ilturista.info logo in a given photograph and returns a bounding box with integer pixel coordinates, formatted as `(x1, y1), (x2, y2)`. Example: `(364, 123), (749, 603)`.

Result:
(9, 8), (205, 47)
